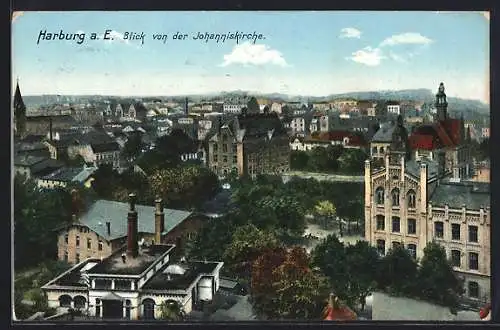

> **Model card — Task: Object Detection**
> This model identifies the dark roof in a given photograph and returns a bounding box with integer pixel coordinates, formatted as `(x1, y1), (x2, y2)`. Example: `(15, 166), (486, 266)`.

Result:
(236, 113), (288, 139)
(40, 166), (96, 183)
(21, 134), (46, 143)
(75, 200), (193, 240)
(52, 262), (94, 287)
(430, 181), (490, 209)
(26, 115), (77, 124)
(404, 159), (439, 179)
(371, 122), (396, 143)
(87, 244), (175, 275)
(14, 155), (47, 167)
(91, 141), (120, 153)
(142, 260), (221, 290)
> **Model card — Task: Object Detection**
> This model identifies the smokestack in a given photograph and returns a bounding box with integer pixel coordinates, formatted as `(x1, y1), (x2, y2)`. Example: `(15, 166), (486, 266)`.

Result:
(127, 193), (139, 258)
(49, 116), (53, 141)
(185, 97), (189, 115)
(106, 222), (111, 236)
(154, 196), (164, 245)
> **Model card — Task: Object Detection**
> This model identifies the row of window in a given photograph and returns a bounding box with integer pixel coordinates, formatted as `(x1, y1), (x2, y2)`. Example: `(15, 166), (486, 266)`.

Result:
(375, 239), (480, 271)
(376, 216), (479, 242)
(375, 187), (417, 208)
(212, 154), (238, 163)
(213, 143), (237, 153)
(64, 234), (104, 250)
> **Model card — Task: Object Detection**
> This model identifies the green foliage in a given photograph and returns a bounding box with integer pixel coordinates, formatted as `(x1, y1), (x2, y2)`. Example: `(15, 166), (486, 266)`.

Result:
(247, 97), (260, 114)
(377, 244), (418, 296)
(159, 300), (185, 321)
(252, 247), (329, 320)
(313, 200), (337, 229)
(290, 146), (367, 174)
(122, 132), (145, 159)
(14, 175), (86, 269)
(150, 165), (220, 210)
(415, 242), (465, 309)
(290, 150), (309, 170)
(223, 224), (280, 279)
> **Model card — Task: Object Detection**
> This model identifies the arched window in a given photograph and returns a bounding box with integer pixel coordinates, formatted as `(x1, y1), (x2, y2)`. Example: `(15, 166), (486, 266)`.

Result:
(372, 147), (377, 155)
(407, 190), (416, 208)
(59, 295), (72, 308)
(380, 147), (384, 154)
(407, 244), (417, 259)
(375, 187), (385, 205)
(125, 300), (131, 319)
(391, 188), (400, 207)
(142, 298), (155, 320)
(74, 295), (86, 309)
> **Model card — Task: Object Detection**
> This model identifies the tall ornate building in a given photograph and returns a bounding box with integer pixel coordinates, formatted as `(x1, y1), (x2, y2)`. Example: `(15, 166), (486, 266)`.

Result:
(408, 83), (473, 179)
(207, 112), (290, 178)
(13, 81), (27, 137)
(365, 113), (490, 304)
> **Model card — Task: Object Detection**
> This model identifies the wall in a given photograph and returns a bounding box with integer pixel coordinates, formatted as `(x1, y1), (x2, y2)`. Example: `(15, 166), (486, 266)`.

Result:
(58, 226), (113, 264)
(372, 291), (480, 321)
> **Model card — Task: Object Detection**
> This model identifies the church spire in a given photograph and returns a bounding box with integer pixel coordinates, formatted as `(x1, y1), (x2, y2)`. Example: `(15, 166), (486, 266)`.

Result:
(435, 82), (448, 122)
(14, 80), (27, 136)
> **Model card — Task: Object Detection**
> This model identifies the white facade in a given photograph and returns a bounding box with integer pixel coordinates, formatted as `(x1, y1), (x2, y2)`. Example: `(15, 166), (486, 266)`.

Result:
(223, 104), (245, 114)
(289, 117), (306, 135)
(387, 104), (401, 115)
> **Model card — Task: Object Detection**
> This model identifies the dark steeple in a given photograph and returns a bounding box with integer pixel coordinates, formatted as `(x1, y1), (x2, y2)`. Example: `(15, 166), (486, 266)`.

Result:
(435, 82), (448, 122)
(184, 97), (189, 115)
(390, 115), (411, 160)
(14, 80), (27, 136)
(460, 113), (466, 144)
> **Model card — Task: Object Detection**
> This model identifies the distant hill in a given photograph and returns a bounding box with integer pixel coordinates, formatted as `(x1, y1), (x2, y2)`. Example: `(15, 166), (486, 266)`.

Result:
(21, 88), (490, 114)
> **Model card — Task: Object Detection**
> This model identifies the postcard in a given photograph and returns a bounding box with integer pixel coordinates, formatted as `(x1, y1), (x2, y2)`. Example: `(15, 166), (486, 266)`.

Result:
(12, 11), (491, 322)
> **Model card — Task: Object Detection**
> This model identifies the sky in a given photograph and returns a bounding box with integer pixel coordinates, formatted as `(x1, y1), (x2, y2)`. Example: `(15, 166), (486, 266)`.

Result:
(12, 11), (490, 103)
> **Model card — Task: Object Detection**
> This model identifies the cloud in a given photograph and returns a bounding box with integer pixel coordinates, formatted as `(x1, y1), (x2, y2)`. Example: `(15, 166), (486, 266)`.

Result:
(339, 27), (362, 39)
(346, 46), (385, 66)
(220, 42), (288, 67)
(380, 32), (433, 47)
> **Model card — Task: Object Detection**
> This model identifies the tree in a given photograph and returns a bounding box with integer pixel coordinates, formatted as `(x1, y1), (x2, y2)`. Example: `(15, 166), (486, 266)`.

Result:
(290, 150), (309, 170)
(159, 300), (185, 321)
(345, 241), (380, 311)
(307, 147), (330, 172)
(251, 246), (330, 320)
(337, 148), (367, 174)
(14, 175), (76, 269)
(311, 235), (351, 305)
(150, 165), (220, 210)
(415, 242), (465, 310)
(90, 164), (122, 199)
(223, 224), (280, 279)
(313, 200), (337, 230)
(377, 244), (418, 296)
(281, 105), (293, 121)
(247, 97), (260, 114)
(122, 132), (144, 160)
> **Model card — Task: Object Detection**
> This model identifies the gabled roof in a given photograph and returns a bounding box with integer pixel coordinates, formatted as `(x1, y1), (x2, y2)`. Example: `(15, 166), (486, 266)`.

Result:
(72, 200), (194, 241)
(409, 118), (462, 150)
(371, 123), (396, 143)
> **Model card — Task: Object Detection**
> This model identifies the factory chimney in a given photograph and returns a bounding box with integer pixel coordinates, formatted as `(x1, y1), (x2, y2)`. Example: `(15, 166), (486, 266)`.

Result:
(127, 193), (139, 258)
(154, 196), (165, 245)
(49, 116), (53, 141)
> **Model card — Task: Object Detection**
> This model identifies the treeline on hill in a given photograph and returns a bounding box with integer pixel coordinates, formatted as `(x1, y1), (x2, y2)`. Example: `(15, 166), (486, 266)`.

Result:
(290, 145), (368, 174)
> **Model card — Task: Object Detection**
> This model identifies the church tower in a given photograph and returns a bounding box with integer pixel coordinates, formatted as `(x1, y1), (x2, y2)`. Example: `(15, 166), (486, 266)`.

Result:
(13, 80), (27, 137)
(435, 82), (448, 122)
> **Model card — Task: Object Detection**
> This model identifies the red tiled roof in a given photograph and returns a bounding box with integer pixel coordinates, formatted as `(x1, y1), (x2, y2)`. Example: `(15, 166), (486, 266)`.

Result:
(409, 118), (462, 150)
(409, 134), (436, 150)
(323, 306), (357, 321)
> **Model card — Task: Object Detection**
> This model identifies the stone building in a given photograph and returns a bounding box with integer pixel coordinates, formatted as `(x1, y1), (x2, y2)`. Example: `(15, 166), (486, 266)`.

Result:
(42, 194), (223, 320)
(54, 197), (207, 264)
(207, 112), (290, 179)
(364, 115), (490, 304)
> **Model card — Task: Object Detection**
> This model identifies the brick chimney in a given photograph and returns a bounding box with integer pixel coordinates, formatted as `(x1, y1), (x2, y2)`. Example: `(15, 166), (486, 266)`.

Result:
(154, 196), (165, 245)
(127, 193), (139, 258)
